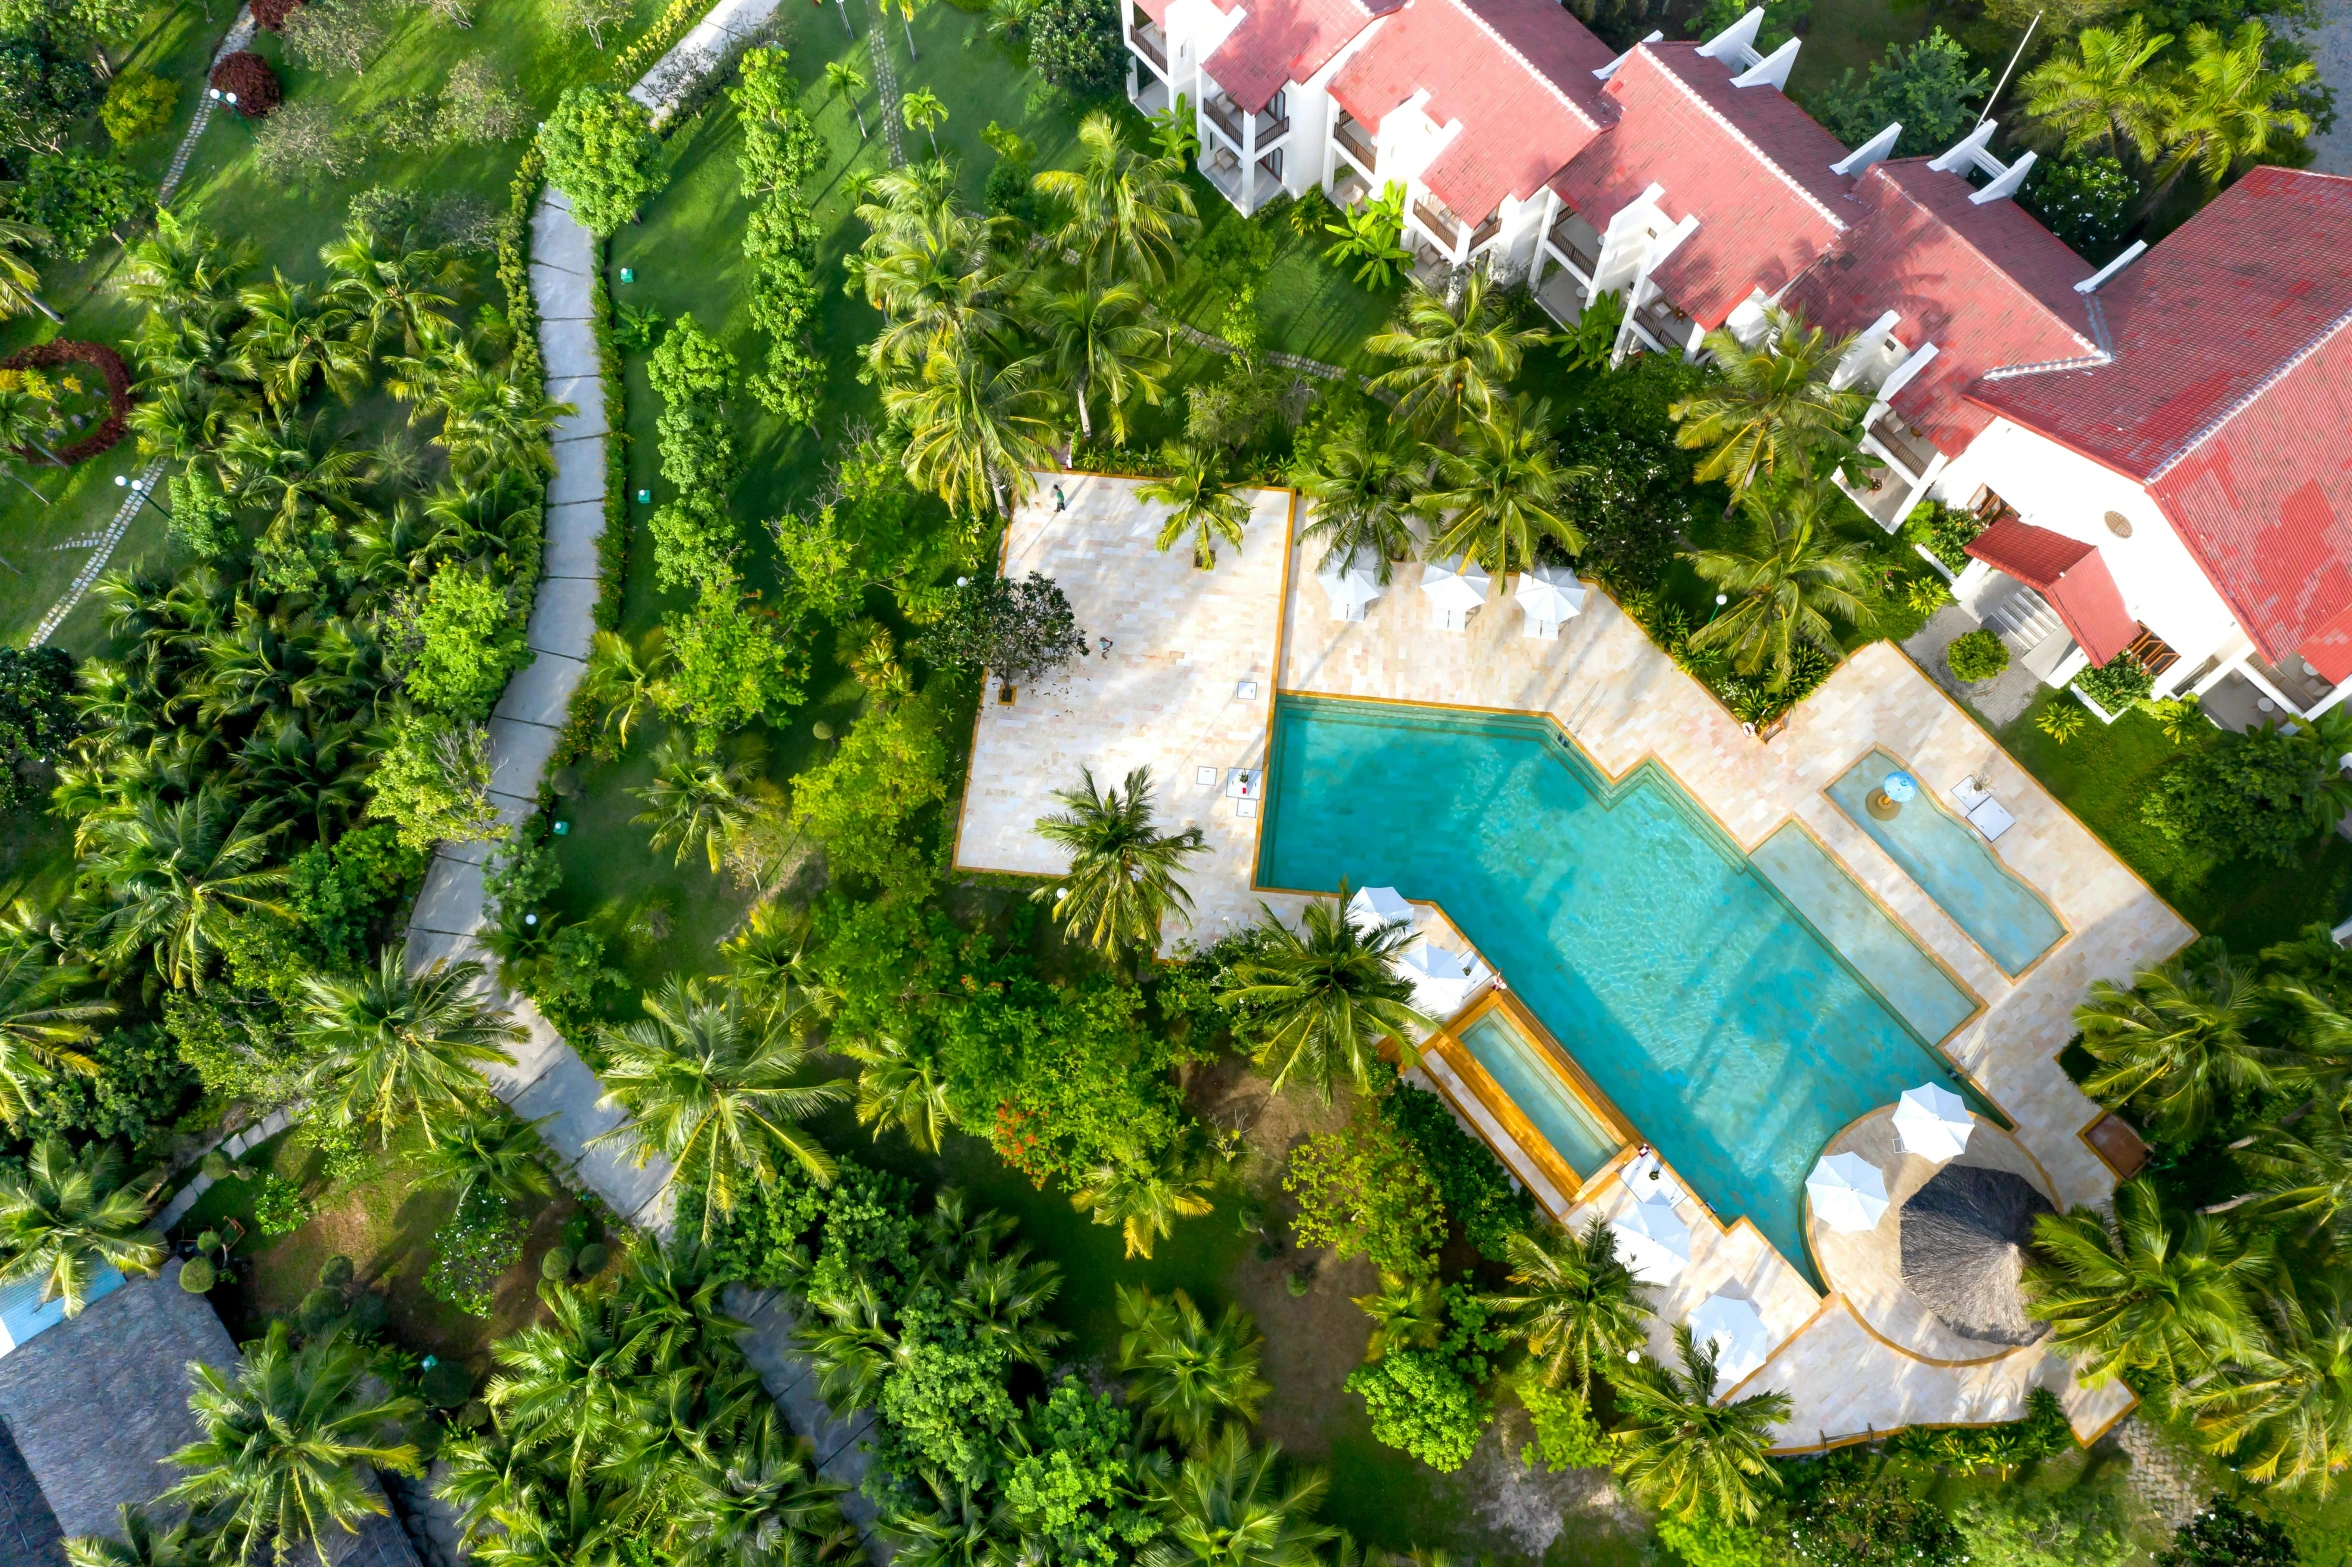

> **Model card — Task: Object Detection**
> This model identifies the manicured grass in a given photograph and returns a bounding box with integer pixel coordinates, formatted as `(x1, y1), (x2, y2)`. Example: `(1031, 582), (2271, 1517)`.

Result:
(1996, 687), (2352, 949)
(1784, 0), (1938, 106)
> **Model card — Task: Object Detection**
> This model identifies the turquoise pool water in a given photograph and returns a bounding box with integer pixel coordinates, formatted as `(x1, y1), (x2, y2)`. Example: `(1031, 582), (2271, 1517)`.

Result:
(1824, 752), (2065, 976)
(1457, 1011), (1623, 1181)
(1258, 697), (1975, 1272)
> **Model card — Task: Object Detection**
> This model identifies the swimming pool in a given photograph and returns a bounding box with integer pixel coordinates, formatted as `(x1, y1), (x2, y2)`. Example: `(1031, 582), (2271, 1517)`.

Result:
(1257, 696), (1977, 1273)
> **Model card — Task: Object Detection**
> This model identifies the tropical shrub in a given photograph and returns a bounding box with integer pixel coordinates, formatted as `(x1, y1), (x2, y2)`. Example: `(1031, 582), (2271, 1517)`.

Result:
(925, 571), (1091, 689)
(1946, 628), (2010, 683)
(2036, 700), (2086, 743)
(1655, 1514), (1772, 1567)
(253, 101), (361, 185)
(2025, 155), (2137, 259)
(394, 563), (527, 718)
(2142, 725), (2342, 866)
(733, 50), (825, 422)
(1903, 500), (1984, 570)
(99, 66), (176, 147)
(0, 644), (77, 809)
(253, 1174), (315, 1236)
(25, 1025), (196, 1147)
(167, 469), (240, 560)
(1780, 1452), (1964, 1567)
(1344, 1286), (1505, 1471)
(1817, 29), (1987, 158)
(659, 580), (808, 745)
(1558, 358), (1707, 593)
(1028, 0), (1123, 96)
(645, 313), (741, 592)
(7, 152), (148, 260)
(208, 50), (281, 117)
(1284, 1101), (1446, 1279)
(1886, 1386), (2071, 1474)
(423, 1187), (528, 1315)
(2073, 653), (2153, 712)
(1378, 1080), (1534, 1261)
(1952, 1488), (2134, 1567)
(368, 710), (499, 852)
(1516, 1373), (1611, 1471)
(1004, 1378), (1162, 1566)
(788, 694), (952, 888)
(287, 825), (427, 968)
(2157, 1497), (2299, 1567)
(536, 84), (665, 237)
(0, 28), (100, 155)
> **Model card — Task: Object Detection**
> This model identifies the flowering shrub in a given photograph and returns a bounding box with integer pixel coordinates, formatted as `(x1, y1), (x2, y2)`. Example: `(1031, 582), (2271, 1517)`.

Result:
(424, 1190), (528, 1315)
(208, 51), (281, 117)
(251, 0), (307, 28)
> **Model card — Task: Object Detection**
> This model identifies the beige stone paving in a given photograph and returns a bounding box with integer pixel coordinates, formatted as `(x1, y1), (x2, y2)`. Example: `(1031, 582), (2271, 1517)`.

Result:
(952, 478), (2186, 1449)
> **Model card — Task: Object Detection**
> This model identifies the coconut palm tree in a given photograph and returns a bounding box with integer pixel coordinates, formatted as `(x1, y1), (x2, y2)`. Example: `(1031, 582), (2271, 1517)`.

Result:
(1294, 417), (1430, 582)
(234, 715), (372, 844)
(592, 976), (846, 1235)
(1353, 1274), (1444, 1362)
(126, 209), (255, 315)
(217, 410), (367, 532)
(1423, 396), (1592, 574)
(632, 734), (783, 874)
(824, 59), (868, 138)
(678, 1415), (855, 1567)
(0, 1138), (166, 1315)
(1035, 278), (1168, 445)
(2157, 22), (2315, 192)
(889, 1474), (1028, 1567)
(0, 217), (61, 323)
(1606, 1323), (1793, 1522)
(1117, 1285), (1273, 1448)
(322, 222), (463, 357)
(883, 344), (1060, 518)
(298, 950), (521, 1145)
(1218, 894), (1429, 1099)
(1144, 443), (1253, 569)
(2186, 1276), (2352, 1491)
(231, 274), (369, 411)
(2229, 1095), (2352, 1247)
(2024, 1176), (2272, 1386)
(388, 326), (569, 481)
(88, 784), (288, 990)
(901, 88), (948, 158)
(858, 183), (1022, 375)
(1146, 1426), (1333, 1567)
(1367, 270), (1544, 441)
(64, 1505), (202, 1567)
(2019, 17), (2177, 160)
(835, 1032), (953, 1153)
(0, 942), (107, 1130)
(1686, 481), (1875, 692)
(411, 1109), (557, 1209)
(1669, 306), (1868, 493)
(585, 627), (674, 751)
(1490, 1217), (1653, 1392)
(162, 1319), (422, 1565)
(1032, 764), (1208, 957)
(1034, 111), (1201, 289)
(2075, 937), (2275, 1139)
(1072, 1138), (1216, 1259)
(487, 1280), (660, 1480)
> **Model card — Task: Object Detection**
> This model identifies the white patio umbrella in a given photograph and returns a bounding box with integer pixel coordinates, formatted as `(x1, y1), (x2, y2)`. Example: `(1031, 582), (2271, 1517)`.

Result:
(1806, 1151), (1890, 1232)
(1420, 554), (1490, 631)
(1608, 1196), (1691, 1284)
(1345, 885), (1415, 937)
(1686, 1292), (1772, 1396)
(1893, 1083), (1975, 1163)
(1395, 942), (1490, 1017)
(1515, 565), (1587, 639)
(1317, 551), (1385, 622)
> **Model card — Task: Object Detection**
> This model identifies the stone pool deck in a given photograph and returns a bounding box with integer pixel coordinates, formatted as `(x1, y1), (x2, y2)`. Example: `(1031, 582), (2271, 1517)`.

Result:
(952, 474), (2189, 1450)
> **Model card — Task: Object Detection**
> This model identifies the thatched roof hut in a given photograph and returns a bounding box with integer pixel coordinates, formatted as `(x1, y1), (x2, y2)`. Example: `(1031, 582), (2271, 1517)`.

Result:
(1898, 1164), (2054, 1347)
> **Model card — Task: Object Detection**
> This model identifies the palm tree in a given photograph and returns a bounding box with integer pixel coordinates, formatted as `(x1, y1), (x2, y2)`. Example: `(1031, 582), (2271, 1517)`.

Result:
(0, 941), (108, 1129)
(836, 1032), (953, 1152)
(0, 216), (62, 323)
(1117, 1284), (1272, 1448)
(231, 274), (369, 411)
(126, 208), (255, 315)
(2158, 22), (2315, 192)
(632, 734), (782, 873)
(2024, 1176), (2272, 1385)
(1489, 1218), (1653, 1392)
(889, 1474), (1027, 1567)
(1368, 270), (1543, 441)
(2074, 937), (2275, 1139)
(162, 1320), (423, 1565)
(858, 179), (1022, 375)
(2018, 17), (2176, 159)
(89, 784), (288, 990)
(1353, 1274), (1444, 1362)
(1219, 895), (1429, 1098)
(824, 59), (868, 139)
(2230, 1094), (2352, 1248)
(1606, 1324), (1793, 1523)
(902, 87), (948, 158)
(298, 950), (521, 1146)
(1423, 396), (1591, 574)
(1686, 482), (1875, 692)
(2186, 1276), (2352, 1491)
(388, 327), (569, 480)
(1144, 443), (1253, 569)
(679, 1416), (855, 1567)
(883, 344), (1059, 518)
(1034, 111), (1201, 289)
(218, 410), (367, 532)
(592, 976), (847, 1234)
(1146, 1426), (1333, 1567)
(584, 628), (673, 750)
(0, 387), (63, 495)
(1072, 1138), (1216, 1259)
(322, 222), (463, 356)
(487, 1281), (660, 1481)
(1668, 306), (1868, 493)
(0, 1138), (166, 1315)
(1035, 278), (1168, 445)
(1032, 765), (1208, 957)
(888, 0), (928, 58)
(1294, 417), (1430, 583)
(235, 715), (373, 844)
(64, 1505), (202, 1567)
(410, 1110), (557, 1209)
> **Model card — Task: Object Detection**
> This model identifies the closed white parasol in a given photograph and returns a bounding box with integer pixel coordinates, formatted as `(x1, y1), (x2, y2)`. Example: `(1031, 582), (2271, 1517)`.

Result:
(1345, 885), (1415, 937)
(1806, 1151), (1890, 1232)
(1608, 1196), (1691, 1284)
(1686, 1292), (1772, 1396)
(1420, 554), (1491, 630)
(1514, 565), (1587, 640)
(1395, 941), (1491, 1017)
(1893, 1083), (1975, 1163)
(1317, 550), (1385, 622)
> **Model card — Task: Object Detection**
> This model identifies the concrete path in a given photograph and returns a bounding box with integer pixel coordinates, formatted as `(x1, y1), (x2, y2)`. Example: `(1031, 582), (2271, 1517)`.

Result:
(630, 0), (785, 128)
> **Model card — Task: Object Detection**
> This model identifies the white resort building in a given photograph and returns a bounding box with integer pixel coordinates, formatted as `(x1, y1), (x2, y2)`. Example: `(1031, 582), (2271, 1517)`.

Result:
(1122, 0), (2352, 726)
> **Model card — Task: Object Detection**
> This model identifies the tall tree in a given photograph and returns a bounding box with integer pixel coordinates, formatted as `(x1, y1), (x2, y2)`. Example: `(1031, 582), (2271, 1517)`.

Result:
(1219, 894), (1429, 1099)
(162, 1320), (423, 1564)
(2158, 22), (2315, 191)
(1143, 443), (1253, 569)
(485, 1280), (657, 1482)
(89, 784), (287, 990)
(0, 941), (106, 1129)
(410, 1110), (557, 1210)
(1293, 416), (1429, 583)
(2018, 17), (2176, 160)
(1686, 481), (1874, 691)
(1490, 1218), (1653, 1393)
(836, 1032), (954, 1153)
(824, 59), (868, 139)
(1033, 110), (1200, 289)
(0, 1138), (165, 1316)
(592, 976), (846, 1235)
(322, 222), (462, 357)
(1034, 278), (1168, 445)
(882, 344), (1058, 518)
(2187, 1276), (2352, 1492)
(1031, 765), (1207, 957)
(1422, 396), (1591, 574)
(63, 1505), (202, 1567)
(2074, 936), (2276, 1139)
(1606, 1324), (1792, 1522)
(1669, 306), (1867, 493)
(631, 734), (781, 873)
(231, 274), (369, 412)
(1146, 1427), (1334, 1567)
(1117, 1285), (1273, 1448)
(1367, 270), (1544, 440)
(1070, 1138), (1216, 1259)
(299, 950), (521, 1145)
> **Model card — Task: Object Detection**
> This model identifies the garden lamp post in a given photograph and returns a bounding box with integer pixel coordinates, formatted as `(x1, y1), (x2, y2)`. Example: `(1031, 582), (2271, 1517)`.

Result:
(208, 88), (255, 136)
(115, 472), (169, 521)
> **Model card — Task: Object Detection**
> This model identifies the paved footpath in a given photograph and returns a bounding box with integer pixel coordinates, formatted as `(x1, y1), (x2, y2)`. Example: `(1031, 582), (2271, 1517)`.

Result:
(399, 14), (884, 1549)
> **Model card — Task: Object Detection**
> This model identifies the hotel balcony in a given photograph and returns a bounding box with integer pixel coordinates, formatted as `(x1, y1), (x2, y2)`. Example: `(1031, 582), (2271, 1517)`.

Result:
(1466, 211), (1502, 255)
(1532, 265), (1587, 326)
(1202, 84), (1290, 153)
(1130, 68), (1168, 117)
(1544, 211), (1601, 283)
(1129, 14), (1167, 73)
(1202, 143), (1247, 207)
(1332, 111), (1377, 176)
(1412, 195), (1464, 256)
(1868, 410), (1942, 479)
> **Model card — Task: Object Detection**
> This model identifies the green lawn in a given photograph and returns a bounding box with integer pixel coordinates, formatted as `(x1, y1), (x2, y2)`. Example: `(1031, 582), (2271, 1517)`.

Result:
(1996, 688), (2352, 950)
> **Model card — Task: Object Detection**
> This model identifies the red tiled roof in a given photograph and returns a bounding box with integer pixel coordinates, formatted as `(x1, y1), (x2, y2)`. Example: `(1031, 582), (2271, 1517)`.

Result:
(1553, 44), (1864, 328)
(1329, 0), (1615, 224)
(1964, 517), (2140, 665)
(1969, 167), (2352, 675)
(1779, 160), (2096, 456)
(1203, 0), (1397, 113)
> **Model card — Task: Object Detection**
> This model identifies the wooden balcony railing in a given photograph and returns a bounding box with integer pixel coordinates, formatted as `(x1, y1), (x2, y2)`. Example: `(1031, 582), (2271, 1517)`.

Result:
(1869, 411), (1942, 479)
(1546, 216), (1599, 277)
(1130, 17), (1166, 70)
(1413, 199), (1461, 252)
(1254, 108), (1291, 145)
(1203, 93), (1244, 147)
(1334, 113), (1376, 171)
(1468, 213), (1502, 251)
